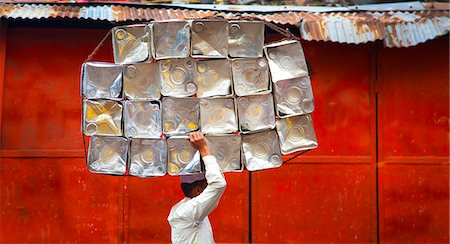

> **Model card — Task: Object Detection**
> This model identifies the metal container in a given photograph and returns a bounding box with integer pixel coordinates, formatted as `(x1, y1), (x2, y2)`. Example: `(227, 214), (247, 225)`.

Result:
(200, 98), (238, 134)
(237, 94), (276, 133)
(206, 134), (243, 172)
(195, 59), (233, 98)
(264, 40), (309, 82)
(81, 62), (122, 99)
(83, 99), (123, 136)
(129, 138), (167, 177)
(123, 100), (162, 139)
(191, 20), (228, 58)
(151, 20), (190, 59)
(167, 136), (202, 175)
(242, 130), (282, 171)
(162, 97), (200, 136)
(160, 58), (197, 97)
(123, 63), (161, 100)
(87, 136), (128, 175)
(276, 114), (318, 155)
(232, 58), (271, 96)
(273, 76), (315, 117)
(228, 21), (265, 58)
(112, 24), (151, 64)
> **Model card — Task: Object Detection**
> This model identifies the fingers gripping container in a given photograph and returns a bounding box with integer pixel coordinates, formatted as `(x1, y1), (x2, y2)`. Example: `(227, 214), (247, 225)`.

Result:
(167, 136), (203, 175)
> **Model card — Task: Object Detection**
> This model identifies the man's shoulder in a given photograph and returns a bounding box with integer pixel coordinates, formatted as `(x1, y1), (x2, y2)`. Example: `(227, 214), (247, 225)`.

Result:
(168, 198), (194, 222)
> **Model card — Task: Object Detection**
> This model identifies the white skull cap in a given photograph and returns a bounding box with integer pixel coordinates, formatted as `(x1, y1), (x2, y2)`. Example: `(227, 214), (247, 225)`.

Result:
(180, 173), (206, 183)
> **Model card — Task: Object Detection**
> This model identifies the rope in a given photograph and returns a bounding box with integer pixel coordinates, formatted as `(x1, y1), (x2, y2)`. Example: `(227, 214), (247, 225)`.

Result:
(84, 29), (112, 63)
(283, 149), (311, 163)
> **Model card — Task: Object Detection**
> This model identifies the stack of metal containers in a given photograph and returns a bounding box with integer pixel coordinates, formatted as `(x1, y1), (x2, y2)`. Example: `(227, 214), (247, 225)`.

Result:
(80, 19), (318, 178)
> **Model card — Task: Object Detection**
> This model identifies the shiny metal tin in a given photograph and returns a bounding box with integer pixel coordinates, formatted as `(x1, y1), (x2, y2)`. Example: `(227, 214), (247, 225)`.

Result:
(195, 59), (233, 98)
(87, 136), (128, 175)
(123, 63), (161, 100)
(273, 76), (315, 117)
(191, 20), (228, 58)
(83, 99), (123, 136)
(206, 134), (242, 172)
(167, 136), (202, 175)
(276, 114), (318, 155)
(162, 97), (200, 136)
(242, 130), (283, 171)
(160, 58), (197, 97)
(264, 40), (309, 82)
(151, 20), (190, 59)
(129, 138), (167, 177)
(200, 98), (238, 134)
(124, 100), (162, 139)
(231, 58), (271, 96)
(81, 62), (122, 99)
(112, 24), (151, 64)
(228, 21), (265, 58)
(237, 94), (276, 133)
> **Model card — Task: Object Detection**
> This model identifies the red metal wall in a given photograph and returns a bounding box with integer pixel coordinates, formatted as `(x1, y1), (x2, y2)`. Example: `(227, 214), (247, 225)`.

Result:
(0, 25), (448, 243)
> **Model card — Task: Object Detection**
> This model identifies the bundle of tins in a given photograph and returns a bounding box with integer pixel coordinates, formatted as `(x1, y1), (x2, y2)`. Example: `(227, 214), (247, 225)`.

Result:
(81, 20), (318, 177)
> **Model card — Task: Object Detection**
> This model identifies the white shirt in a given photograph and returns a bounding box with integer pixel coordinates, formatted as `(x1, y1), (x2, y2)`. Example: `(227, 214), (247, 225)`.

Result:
(168, 155), (227, 244)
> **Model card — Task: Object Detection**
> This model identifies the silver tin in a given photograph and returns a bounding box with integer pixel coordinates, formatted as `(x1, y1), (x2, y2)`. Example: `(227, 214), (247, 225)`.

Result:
(276, 114), (318, 155)
(206, 134), (243, 172)
(228, 21), (265, 58)
(162, 97), (200, 136)
(123, 100), (162, 139)
(264, 40), (309, 82)
(129, 138), (167, 177)
(87, 136), (128, 175)
(167, 136), (202, 175)
(123, 63), (161, 100)
(200, 98), (238, 134)
(195, 59), (233, 98)
(273, 76), (315, 117)
(191, 20), (228, 58)
(112, 24), (151, 64)
(81, 62), (122, 99)
(237, 94), (276, 133)
(242, 130), (283, 171)
(151, 20), (190, 60)
(160, 58), (197, 97)
(231, 58), (271, 96)
(83, 99), (123, 136)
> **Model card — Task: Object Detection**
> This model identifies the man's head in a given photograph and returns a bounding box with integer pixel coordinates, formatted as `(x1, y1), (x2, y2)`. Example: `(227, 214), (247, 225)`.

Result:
(180, 173), (207, 198)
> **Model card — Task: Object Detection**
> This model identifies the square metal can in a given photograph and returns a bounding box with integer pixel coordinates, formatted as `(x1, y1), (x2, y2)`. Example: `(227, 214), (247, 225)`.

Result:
(123, 100), (162, 139)
(123, 63), (161, 100)
(231, 58), (271, 96)
(151, 20), (190, 59)
(195, 59), (233, 98)
(160, 58), (197, 97)
(242, 130), (283, 171)
(129, 138), (167, 177)
(273, 76), (315, 117)
(162, 97), (200, 136)
(276, 114), (318, 155)
(200, 98), (238, 134)
(206, 134), (243, 172)
(228, 21), (265, 58)
(112, 24), (151, 64)
(81, 62), (122, 99)
(191, 20), (228, 58)
(237, 94), (276, 133)
(87, 136), (128, 175)
(83, 99), (123, 136)
(167, 136), (202, 175)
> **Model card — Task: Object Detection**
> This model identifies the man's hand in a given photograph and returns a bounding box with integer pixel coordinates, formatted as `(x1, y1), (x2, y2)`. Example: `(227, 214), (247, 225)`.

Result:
(188, 132), (211, 157)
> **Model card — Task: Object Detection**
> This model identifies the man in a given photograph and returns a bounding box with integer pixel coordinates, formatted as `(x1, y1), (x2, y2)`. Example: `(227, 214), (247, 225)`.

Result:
(168, 132), (227, 244)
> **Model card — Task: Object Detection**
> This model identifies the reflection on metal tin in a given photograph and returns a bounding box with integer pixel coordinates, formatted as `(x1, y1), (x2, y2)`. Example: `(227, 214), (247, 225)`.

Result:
(123, 63), (161, 100)
(87, 136), (128, 175)
(81, 62), (122, 99)
(242, 130), (282, 171)
(129, 138), (167, 177)
(162, 97), (200, 136)
(229, 21), (264, 58)
(151, 20), (190, 59)
(264, 40), (309, 82)
(274, 76), (315, 117)
(83, 99), (122, 136)
(207, 134), (242, 172)
(276, 114), (318, 155)
(200, 98), (238, 134)
(195, 59), (233, 98)
(237, 94), (275, 133)
(124, 100), (162, 139)
(232, 58), (270, 96)
(160, 59), (196, 97)
(112, 24), (150, 64)
(167, 136), (202, 175)
(191, 20), (228, 58)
